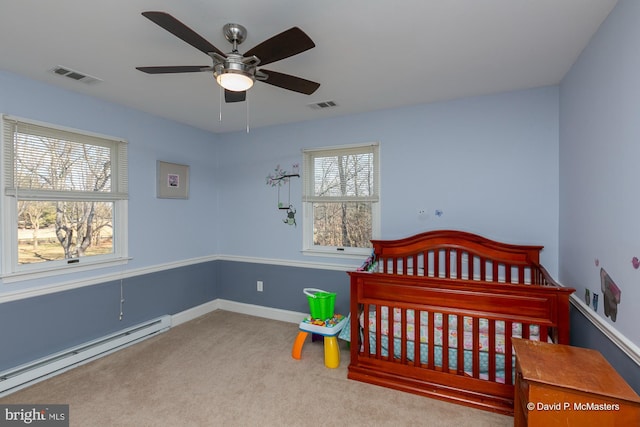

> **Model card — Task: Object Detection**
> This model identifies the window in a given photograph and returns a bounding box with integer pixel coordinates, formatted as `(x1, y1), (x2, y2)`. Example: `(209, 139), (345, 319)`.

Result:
(302, 143), (380, 257)
(1, 115), (128, 280)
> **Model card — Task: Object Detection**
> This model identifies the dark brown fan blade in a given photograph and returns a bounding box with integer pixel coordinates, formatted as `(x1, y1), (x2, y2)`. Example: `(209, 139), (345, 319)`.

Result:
(136, 66), (210, 74)
(244, 27), (315, 66)
(260, 69), (320, 95)
(225, 90), (246, 103)
(142, 11), (225, 57)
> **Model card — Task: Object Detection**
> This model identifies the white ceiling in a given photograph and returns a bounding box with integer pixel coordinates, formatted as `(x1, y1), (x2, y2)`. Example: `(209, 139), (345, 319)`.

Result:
(0, 0), (617, 134)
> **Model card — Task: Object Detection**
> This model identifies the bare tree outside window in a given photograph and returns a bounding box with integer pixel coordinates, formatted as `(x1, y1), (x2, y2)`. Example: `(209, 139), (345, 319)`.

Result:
(303, 144), (379, 253)
(2, 115), (127, 273)
(14, 134), (114, 263)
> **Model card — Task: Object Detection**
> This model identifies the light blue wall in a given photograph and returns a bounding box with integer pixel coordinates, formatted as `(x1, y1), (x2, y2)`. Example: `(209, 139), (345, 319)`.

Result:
(218, 87), (560, 274)
(0, 70), (220, 295)
(559, 0), (640, 353)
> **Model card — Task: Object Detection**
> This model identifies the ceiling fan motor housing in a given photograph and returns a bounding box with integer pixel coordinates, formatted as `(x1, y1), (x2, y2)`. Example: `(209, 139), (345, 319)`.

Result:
(223, 23), (247, 46)
(213, 52), (260, 91)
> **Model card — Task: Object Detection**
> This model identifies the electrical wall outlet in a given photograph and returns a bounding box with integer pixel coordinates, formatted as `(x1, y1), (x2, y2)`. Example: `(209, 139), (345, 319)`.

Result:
(257, 281), (263, 292)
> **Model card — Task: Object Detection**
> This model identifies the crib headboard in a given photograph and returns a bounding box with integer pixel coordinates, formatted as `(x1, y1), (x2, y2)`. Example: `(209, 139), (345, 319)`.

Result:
(371, 229), (548, 284)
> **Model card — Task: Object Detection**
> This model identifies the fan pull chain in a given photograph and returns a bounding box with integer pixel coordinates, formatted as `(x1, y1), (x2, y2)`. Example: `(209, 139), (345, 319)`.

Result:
(219, 86), (223, 121)
(246, 95), (250, 133)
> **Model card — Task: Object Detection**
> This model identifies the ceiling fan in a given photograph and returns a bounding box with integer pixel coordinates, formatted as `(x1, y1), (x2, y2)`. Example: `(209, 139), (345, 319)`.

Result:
(136, 11), (320, 103)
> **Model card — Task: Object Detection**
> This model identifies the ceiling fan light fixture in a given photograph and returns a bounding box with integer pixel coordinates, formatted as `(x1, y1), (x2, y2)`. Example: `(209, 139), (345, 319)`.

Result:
(216, 71), (254, 92)
(137, 13), (320, 102)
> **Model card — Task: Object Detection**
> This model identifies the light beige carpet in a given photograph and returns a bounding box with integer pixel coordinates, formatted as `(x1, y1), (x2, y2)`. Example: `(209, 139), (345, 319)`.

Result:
(1, 310), (512, 426)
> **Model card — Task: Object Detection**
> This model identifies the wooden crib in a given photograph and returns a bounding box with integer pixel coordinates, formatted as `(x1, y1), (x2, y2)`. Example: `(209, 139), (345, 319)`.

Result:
(347, 230), (574, 415)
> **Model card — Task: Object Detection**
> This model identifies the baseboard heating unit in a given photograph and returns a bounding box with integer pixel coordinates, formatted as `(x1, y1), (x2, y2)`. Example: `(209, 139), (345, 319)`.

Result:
(0, 315), (171, 396)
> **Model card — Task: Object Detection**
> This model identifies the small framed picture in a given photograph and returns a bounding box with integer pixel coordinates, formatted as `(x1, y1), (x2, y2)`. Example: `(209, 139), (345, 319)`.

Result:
(157, 161), (189, 199)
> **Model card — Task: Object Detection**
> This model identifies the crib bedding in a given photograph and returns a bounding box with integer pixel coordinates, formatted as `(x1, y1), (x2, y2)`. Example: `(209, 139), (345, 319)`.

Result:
(368, 333), (514, 383)
(360, 307), (545, 383)
(363, 307), (543, 354)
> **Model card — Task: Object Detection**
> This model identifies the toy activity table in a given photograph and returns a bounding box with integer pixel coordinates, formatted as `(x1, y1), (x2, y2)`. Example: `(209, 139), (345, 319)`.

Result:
(291, 314), (347, 368)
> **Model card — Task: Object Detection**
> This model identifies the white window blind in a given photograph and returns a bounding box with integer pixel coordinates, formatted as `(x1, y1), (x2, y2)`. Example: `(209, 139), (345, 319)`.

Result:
(2, 115), (128, 201)
(303, 143), (379, 202)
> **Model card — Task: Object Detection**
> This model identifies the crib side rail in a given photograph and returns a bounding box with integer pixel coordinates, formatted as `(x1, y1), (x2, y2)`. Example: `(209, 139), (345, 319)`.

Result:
(358, 302), (550, 381)
(348, 271), (573, 374)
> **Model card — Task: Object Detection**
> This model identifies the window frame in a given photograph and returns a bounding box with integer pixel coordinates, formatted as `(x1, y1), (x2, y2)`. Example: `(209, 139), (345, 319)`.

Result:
(302, 142), (380, 258)
(1, 114), (129, 282)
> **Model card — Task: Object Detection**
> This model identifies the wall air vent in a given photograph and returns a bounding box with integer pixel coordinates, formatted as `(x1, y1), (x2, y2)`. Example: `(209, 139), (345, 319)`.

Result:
(307, 100), (338, 110)
(49, 66), (102, 85)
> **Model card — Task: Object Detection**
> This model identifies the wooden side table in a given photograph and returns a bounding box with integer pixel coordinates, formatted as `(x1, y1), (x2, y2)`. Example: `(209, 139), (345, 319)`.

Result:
(512, 338), (640, 426)
(292, 315), (347, 368)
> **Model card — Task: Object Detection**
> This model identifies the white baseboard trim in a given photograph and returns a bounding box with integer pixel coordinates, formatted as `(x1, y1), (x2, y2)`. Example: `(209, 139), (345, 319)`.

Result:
(171, 298), (306, 326)
(171, 298), (307, 326)
(171, 300), (221, 326)
(216, 299), (307, 324)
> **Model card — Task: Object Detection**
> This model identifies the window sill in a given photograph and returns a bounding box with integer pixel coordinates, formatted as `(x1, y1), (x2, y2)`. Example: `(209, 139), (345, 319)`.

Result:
(301, 247), (371, 260)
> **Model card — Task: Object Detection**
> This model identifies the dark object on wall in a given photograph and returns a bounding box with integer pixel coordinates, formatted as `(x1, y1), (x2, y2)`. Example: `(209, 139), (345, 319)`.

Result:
(600, 268), (621, 322)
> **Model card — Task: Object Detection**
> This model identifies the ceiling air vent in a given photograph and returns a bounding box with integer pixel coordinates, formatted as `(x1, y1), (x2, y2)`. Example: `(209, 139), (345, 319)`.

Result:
(307, 100), (338, 110)
(49, 66), (102, 85)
